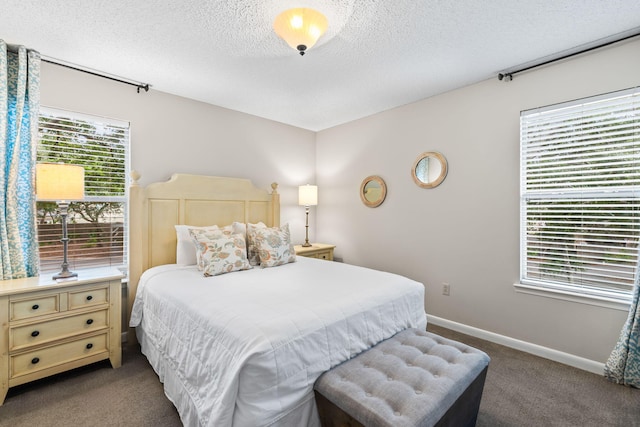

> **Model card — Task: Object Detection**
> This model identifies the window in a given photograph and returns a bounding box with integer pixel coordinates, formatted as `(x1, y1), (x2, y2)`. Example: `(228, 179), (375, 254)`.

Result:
(37, 108), (130, 274)
(520, 87), (640, 303)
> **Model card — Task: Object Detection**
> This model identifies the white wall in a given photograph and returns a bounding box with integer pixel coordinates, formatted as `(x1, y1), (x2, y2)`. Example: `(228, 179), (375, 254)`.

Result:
(39, 63), (317, 244)
(315, 39), (640, 363)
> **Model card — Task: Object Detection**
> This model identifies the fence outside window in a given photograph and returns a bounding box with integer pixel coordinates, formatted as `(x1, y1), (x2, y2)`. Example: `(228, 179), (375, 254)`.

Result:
(37, 107), (130, 275)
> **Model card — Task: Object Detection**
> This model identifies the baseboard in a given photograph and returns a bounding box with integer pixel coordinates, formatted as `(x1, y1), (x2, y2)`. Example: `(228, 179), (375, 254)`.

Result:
(427, 315), (605, 375)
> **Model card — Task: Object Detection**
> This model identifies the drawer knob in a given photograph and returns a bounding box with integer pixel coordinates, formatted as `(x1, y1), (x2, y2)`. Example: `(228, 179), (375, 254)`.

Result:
(31, 357), (40, 364)
(86, 319), (94, 325)
(31, 330), (40, 337)
(32, 304), (39, 310)
(86, 343), (93, 350)
(86, 295), (93, 301)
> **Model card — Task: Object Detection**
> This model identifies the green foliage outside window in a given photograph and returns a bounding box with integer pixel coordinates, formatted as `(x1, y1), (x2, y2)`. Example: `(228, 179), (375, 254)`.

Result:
(37, 110), (128, 272)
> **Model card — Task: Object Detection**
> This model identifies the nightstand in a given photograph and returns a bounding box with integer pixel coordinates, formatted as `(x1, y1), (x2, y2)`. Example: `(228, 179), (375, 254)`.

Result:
(294, 243), (336, 261)
(0, 267), (124, 405)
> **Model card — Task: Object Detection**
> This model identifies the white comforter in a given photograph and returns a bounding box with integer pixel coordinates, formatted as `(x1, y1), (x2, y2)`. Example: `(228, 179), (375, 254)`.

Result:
(130, 256), (426, 427)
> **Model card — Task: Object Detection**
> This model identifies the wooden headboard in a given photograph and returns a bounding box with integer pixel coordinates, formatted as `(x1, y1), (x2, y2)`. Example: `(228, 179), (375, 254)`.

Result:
(127, 172), (280, 335)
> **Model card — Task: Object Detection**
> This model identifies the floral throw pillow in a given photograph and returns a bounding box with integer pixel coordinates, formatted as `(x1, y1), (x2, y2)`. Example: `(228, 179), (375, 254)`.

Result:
(188, 227), (233, 270)
(254, 223), (296, 268)
(246, 222), (267, 266)
(175, 224), (224, 266)
(189, 230), (251, 276)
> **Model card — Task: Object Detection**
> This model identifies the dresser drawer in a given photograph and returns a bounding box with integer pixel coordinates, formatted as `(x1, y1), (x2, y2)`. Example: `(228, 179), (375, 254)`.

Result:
(10, 309), (108, 351)
(303, 250), (333, 260)
(10, 294), (59, 321)
(68, 286), (108, 310)
(314, 251), (332, 260)
(294, 243), (335, 261)
(11, 333), (108, 379)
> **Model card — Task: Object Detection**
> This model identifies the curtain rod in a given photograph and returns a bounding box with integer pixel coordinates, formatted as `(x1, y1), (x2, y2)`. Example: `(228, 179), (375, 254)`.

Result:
(498, 29), (640, 82)
(41, 56), (150, 93)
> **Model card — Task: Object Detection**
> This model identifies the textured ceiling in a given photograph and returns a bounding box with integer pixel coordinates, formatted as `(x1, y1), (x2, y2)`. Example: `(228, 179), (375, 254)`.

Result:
(2, 1), (640, 131)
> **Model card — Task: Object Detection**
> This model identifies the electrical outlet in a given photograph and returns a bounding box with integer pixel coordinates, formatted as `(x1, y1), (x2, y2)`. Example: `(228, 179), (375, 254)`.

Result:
(442, 283), (450, 296)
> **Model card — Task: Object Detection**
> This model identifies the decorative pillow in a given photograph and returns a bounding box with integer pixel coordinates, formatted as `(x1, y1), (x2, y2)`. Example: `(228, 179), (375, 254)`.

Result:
(254, 223), (296, 268)
(175, 224), (228, 265)
(188, 231), (251, 277)
(188, 227), (234, 270)
(246, 222), (267, 266)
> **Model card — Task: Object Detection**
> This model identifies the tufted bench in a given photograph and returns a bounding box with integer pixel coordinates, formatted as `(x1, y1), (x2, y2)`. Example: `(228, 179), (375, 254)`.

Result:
(314, 329), (490, 427)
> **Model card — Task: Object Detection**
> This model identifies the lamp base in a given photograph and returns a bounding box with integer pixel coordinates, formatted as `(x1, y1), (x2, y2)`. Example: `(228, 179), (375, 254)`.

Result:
(53, 201), (78, 281)
(302, 206), (313, 248)
(53, 269), (78, 280)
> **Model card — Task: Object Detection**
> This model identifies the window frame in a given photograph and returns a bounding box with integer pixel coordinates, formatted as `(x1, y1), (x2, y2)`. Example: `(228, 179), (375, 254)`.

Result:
(36, 106), (130, 276)
(517, 87), (640, 308)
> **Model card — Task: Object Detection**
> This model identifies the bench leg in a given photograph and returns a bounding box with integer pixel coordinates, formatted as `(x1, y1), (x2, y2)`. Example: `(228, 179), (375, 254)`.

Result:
(315, 390), (364, 427)
(435, 366), (488, 427)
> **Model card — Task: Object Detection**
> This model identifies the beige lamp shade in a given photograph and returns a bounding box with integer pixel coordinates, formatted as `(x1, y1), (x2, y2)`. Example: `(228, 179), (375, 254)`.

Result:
(36, 163), (85, 201)
(299, 184), (318, 206)
(274, 8), (328, 55)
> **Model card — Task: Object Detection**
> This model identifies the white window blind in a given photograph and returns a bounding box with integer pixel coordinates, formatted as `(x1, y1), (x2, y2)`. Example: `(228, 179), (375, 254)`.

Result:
(520, 87), (640, 302)
(37, 107), (129, 274)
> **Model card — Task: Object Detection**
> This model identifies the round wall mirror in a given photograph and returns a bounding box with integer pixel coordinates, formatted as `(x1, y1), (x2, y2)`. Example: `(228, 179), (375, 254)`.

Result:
(411, 151), (448, 189)
(360, 175), (387, 208)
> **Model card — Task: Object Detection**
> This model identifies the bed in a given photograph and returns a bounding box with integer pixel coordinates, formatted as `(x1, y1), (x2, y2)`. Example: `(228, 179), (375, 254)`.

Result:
(127, 173), (427, 427)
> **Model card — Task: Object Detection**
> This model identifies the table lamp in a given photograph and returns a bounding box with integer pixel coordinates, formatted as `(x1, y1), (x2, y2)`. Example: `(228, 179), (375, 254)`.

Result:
(36, 163), (85, 279)
(298, 184), (318, 247)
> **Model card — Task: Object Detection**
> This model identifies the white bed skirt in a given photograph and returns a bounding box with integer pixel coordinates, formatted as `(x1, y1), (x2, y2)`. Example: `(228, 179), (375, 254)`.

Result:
(137, 323), (321, 426)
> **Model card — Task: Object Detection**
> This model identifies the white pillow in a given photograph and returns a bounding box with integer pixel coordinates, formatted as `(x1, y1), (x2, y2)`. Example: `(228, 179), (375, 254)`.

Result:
(175, 225), (222, 265)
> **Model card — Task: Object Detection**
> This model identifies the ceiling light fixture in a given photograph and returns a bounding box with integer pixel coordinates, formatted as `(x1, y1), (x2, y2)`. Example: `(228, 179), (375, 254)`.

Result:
(274, 8), (328, 56)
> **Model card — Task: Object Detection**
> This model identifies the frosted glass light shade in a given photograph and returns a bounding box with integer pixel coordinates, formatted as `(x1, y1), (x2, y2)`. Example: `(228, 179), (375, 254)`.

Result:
(299, 184), (318, 206)
(36, 163), (85, 201)
(274, 8), (328, 55)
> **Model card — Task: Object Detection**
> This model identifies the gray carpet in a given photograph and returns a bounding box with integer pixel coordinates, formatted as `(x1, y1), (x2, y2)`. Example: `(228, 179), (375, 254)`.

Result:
(428, 325), (640, 427)
(0, 325), (637, 426)
(0, 344), (182, 427)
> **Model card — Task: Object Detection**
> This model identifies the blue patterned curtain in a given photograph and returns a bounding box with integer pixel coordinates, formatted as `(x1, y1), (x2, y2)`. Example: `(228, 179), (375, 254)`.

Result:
(604, 270), (640, 388)
(0, 40), (41, 280)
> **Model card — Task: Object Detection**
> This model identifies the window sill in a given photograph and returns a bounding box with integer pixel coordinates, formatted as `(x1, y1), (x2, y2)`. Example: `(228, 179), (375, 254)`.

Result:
(514, 283), (631, 312)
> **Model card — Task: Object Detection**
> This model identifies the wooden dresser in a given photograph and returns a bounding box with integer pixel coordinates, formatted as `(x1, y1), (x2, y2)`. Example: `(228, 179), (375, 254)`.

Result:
(294, 243), (336, 261)
(0, 268), (123, 405)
